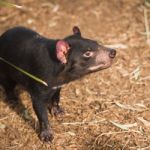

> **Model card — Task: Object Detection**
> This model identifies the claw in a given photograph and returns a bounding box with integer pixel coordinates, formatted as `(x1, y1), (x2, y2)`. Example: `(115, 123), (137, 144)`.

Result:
(40, 129), (54, 142)
(49, 104), (64, 117)
(51, 105), (64, 117)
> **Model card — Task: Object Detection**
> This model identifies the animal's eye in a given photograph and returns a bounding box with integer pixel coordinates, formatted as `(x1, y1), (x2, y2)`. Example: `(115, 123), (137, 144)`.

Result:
(83, 51), (94, 58)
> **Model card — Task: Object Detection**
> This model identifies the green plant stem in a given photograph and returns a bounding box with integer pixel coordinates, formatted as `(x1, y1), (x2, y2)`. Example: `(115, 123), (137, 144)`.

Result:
(0, 57), (48, 87)
(0, 0), (22, 8)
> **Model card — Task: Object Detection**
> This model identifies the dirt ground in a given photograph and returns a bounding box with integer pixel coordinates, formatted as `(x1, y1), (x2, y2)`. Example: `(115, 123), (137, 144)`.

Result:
(0, 0), (150, 149)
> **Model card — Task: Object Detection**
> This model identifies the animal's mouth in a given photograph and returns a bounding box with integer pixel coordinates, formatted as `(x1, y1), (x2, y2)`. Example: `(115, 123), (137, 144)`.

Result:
(88, 48), (116, 72)
(88, 60), (113, 72)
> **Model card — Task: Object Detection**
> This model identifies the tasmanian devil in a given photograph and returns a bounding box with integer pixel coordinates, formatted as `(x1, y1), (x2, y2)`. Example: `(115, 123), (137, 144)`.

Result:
(0, 26), (116, 142)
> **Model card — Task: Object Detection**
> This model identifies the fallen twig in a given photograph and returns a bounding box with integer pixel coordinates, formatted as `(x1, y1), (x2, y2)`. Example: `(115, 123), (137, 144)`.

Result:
(137, 117), (150, 127)
(62, 119), (106, 125)
(144, 7), (150, 45)
(110, 121), (137, 130)
(130, 145), (150, 150)
(105, 44), (128, 49)
(0, 116), (9, 121)
(115, 101), (144, 111)
(93, 130), (142, 149)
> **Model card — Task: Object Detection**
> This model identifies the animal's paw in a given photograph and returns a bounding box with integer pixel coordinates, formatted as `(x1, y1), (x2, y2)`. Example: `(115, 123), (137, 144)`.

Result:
(40, 129), (54, 142)
(50, 105), (64, 117)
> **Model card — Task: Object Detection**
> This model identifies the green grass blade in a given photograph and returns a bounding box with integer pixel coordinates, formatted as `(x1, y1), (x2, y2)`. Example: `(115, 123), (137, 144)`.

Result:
(0, 0), (22, 8)
(0, 57), (48, 87)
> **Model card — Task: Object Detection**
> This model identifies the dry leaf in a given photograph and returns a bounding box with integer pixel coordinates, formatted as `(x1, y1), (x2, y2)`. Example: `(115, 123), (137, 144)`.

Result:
(0, 123), (6, 129)
(115, 101), (137, 111)
(110, 121), (137, 130)
(137, 117), (150, 127)
(130, 66), (141, 80)
(67, 131), (76, 136)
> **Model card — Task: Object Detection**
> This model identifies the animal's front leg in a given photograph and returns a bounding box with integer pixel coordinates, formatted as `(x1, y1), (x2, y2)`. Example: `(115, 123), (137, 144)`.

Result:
(31, 93), (53, 142)
(48, 88), (64, 117)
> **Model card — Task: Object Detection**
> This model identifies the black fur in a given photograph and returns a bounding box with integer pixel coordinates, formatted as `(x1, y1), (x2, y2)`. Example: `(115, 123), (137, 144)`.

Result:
(0, 26), (116, 142)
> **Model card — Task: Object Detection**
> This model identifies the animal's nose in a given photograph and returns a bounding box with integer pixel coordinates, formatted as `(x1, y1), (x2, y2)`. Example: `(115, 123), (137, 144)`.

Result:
(109, 49), (116, 58)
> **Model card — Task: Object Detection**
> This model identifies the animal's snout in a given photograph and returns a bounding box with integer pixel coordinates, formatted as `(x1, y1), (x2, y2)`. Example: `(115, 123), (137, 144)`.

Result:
(109, 49), (116, 58)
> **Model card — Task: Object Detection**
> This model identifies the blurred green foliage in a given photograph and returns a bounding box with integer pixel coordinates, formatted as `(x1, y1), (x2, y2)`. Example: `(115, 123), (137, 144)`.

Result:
(146, 0), (150, 3)
(0, 0), (22, 8)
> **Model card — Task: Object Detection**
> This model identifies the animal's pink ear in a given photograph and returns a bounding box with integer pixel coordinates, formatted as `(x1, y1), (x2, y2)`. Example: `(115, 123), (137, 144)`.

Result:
(73, 26), (81, 36)
(56, 40), (70, 64)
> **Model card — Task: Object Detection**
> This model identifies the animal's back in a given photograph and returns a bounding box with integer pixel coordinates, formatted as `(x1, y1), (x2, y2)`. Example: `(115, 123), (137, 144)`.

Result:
(0, 27), (51, 86)
(0, 26), (42, 56)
